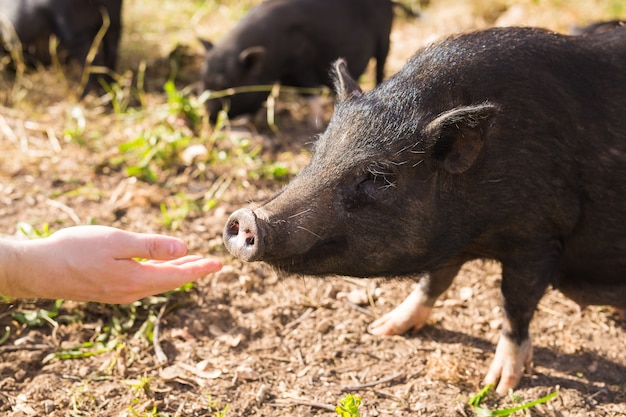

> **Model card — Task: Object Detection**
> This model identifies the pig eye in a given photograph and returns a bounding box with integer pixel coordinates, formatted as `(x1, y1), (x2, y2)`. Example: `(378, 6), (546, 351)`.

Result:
(356, 163), (397, 200)
(366, 163), (396, 187)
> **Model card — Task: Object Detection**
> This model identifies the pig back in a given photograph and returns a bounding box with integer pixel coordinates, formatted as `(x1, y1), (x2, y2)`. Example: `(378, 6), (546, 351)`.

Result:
(219, 0), (393, 87)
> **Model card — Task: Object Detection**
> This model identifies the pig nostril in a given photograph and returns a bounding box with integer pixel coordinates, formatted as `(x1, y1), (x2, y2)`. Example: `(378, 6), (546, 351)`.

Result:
(228, 220), (240, 236)
(245, 235), (255, 246)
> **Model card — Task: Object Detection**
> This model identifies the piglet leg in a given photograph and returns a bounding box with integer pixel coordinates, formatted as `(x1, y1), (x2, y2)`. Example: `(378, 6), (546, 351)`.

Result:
(368, 286), (433, 335)
(485, 253), (553, 394)
(368, 266), (460, 336)
(485, 335), (533, 395)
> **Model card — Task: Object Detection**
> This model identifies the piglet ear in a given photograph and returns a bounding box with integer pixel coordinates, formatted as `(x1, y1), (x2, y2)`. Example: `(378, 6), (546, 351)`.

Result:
(239, 46), (266, 75)
(424, 103), (498, 174)
(332, 59), (362, 102)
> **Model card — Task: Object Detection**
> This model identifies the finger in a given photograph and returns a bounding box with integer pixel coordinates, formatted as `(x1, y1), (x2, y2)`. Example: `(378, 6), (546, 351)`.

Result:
(152, 258), (223, 276)
(114, 232), (188, 261)
(128, 258), (222, 297)
(143, 255), (205, 266)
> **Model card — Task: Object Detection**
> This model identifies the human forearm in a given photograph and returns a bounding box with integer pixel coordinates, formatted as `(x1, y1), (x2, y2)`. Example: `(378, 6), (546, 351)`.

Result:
(0, 238), (35, 299)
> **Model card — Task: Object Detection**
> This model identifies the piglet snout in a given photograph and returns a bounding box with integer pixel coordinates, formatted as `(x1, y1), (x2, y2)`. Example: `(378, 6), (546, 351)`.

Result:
(223, 208), (264, 261)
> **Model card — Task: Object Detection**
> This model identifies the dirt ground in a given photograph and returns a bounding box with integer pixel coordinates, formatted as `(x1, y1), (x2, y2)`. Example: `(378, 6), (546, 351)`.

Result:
(1, 0), (625, 416)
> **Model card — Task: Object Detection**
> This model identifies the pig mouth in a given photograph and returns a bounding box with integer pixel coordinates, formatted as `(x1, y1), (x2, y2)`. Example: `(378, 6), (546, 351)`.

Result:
(270, 240), (456, 278)
(265, 237), (349, 275)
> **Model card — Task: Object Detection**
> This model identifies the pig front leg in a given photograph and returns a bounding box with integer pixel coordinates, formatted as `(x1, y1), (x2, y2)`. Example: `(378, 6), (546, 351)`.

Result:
(485, 256), (552, 394)
(368, 265), (460, 336)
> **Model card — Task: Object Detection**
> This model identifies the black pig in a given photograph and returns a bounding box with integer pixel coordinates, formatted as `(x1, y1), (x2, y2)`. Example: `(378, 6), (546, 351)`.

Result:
(223, 26), (626, 394)
(0, 0), (123, 92)
(200, 0), (401, 123)
(572, 19), (624, 35)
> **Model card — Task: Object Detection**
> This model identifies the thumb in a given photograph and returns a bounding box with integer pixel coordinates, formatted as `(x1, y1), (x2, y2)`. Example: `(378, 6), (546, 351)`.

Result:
(118, 232), (189, 260)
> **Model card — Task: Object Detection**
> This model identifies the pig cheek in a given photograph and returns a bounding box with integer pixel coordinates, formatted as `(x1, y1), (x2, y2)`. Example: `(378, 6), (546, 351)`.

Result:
(329, 191), (388, 259)
(332, 187), (361, 217)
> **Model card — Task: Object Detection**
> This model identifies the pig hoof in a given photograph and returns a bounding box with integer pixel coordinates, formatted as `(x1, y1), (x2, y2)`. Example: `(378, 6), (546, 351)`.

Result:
(484, 336), (533, 395)
(368, 304), (432, 336)
(368, 315), (408, 335)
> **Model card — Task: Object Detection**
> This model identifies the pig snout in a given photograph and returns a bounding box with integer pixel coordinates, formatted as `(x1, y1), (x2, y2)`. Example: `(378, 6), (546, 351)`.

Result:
(223, 208), (264, 262)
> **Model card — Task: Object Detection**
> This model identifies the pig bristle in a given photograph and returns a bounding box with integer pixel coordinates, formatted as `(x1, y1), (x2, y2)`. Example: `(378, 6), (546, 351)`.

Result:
(367, 162), (397, 188)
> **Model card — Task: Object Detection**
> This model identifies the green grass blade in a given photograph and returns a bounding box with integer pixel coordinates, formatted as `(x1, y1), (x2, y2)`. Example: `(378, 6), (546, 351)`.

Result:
(469, 385), (558, 416)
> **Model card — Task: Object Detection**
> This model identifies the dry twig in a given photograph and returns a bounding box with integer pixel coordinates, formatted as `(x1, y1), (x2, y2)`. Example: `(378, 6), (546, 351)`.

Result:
(341, 371), (405, 392)
(153, 302), (168, 364)
(283, 396), (336, 412)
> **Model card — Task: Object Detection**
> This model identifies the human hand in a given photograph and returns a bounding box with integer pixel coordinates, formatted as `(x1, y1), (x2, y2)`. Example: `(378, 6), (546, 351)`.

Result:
(0, 225), (222, 303)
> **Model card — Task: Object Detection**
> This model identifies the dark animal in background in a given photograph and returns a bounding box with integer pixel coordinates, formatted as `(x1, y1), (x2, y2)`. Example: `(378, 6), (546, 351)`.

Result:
(0, 0), (123, 93)
(200, 0), (414, 123)
(571, 19), (624, 35)
(224, 27), (626, 394)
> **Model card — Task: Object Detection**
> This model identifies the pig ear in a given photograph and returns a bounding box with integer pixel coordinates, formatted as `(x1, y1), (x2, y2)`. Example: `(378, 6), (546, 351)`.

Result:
(425, 103), (498, 174)
(199, 38), (214, 51)
(332, 59), (362, 102)
(239, 46), (266, 75)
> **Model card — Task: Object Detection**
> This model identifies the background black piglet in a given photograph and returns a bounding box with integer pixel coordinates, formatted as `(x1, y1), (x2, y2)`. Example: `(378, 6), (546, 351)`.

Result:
(0, 0), (123, 93)
(200, 0), (414, 125)
(571, 19), (624, 35)
(224, 26), (626, 394)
